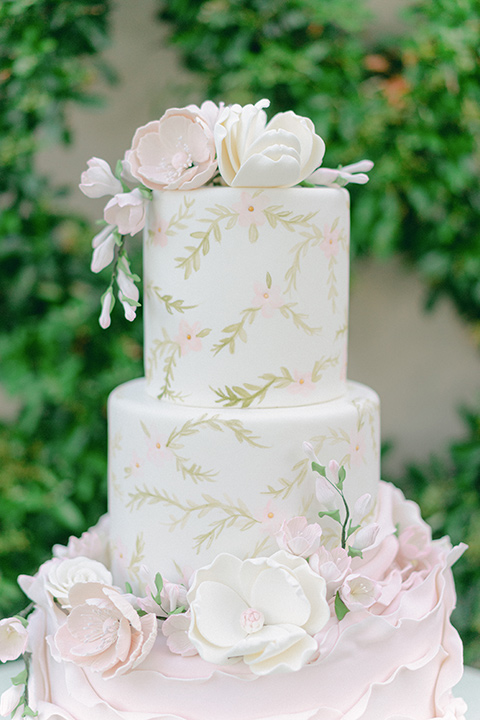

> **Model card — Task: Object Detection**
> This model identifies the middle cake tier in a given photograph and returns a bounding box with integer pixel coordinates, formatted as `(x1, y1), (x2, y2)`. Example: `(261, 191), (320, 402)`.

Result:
(108, 378), (380, 588)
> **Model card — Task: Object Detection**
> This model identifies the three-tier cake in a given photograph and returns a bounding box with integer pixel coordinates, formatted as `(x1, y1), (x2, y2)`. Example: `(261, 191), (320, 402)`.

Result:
(0, 100), (466, 720)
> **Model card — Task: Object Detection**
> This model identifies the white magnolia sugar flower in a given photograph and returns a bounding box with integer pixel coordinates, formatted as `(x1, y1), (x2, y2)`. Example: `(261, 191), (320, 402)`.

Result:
(90, 224), (117, 273)
(0, 617), (28, 663)
(103, 188), (147, 236)
(215, 99), (325, 188)
(187, 551), (329, 675)
(79, 157), (123, 198)
(44, 556), (114, 608)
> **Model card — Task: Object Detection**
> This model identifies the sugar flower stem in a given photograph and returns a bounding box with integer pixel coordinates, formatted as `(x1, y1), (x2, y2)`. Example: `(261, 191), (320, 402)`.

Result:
(312, 462), (350, 549)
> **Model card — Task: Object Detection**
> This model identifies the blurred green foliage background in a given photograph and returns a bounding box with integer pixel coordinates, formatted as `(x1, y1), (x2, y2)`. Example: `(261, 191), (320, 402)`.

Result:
(0, 0), (479, 664)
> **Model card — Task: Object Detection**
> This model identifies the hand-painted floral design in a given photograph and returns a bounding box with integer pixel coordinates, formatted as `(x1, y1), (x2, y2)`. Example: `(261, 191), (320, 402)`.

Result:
(231, 191), (270, 227)
(258, 501), (287, 536)
(174, 320), (205, 356)
(251, 280), (284, 318)
(146, 432), (174, 466)
(320, 222), (340, 258)
(288, 369), (315, 395)
(349, 429), (366, 466)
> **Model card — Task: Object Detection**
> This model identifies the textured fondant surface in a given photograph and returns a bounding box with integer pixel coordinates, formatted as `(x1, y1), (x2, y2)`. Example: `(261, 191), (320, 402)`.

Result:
(143, 187), (350, 407)
(108, 378), (380, 587)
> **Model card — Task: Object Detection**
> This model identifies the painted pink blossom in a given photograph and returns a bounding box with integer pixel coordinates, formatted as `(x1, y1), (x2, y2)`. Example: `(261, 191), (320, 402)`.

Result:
(275, 516), (323, 558)
(0, 617), (28, 662)
(54, 582), (157, 678)
(231, 192), (270, 227)
(146, 433), (174, 466)
(258, 501), (286, 536)
(349, 429), (366, 466)
(153, 224), (169, 248)
(320, 223), (340, 258)
(252, 281), (284, 318)
(288, 370), (316, 395)
(174, 320), (203, 356)
(124, 107), (217, 191)
(128, 451), (145, 477)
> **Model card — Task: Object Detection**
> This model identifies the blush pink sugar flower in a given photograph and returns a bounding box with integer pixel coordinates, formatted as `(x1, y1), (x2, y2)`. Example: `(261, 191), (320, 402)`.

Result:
(54, 582), (157, 678)
(275, 517), (323, 558)
(0, 617), (28, 662)
(104, 188), (147, 236)
(124, 107), (218, 191)
(79, 157), (123, 199)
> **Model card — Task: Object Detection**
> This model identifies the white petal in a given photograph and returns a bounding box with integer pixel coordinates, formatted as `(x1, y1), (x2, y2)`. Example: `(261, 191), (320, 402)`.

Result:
(231, 153), (301, 188)
(250, 567), (311, 627)
(193, 581), (247, 648)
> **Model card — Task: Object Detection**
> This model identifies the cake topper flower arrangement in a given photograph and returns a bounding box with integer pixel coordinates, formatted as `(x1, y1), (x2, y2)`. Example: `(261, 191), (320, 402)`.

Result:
(79, 99), (373, 329)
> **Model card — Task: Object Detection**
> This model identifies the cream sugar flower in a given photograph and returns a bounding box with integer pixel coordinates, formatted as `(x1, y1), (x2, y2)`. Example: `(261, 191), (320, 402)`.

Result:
(215, 99), (326, 188)
(187, 551), (329, 675)
(0, 617), (28, 662)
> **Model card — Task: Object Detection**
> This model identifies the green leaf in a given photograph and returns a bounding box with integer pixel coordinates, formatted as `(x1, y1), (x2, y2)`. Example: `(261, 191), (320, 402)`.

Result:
(311, 462), (326, 477)
(11, 669), (27, 686)
(348, 546), (363, 559)
(318, 509), (342, 524)
(266, 272), (272, 288)
(337, 465), (346, 490)
(169, 605), (186, 615)
(125, 581), (133, 594)
(334, 592), (350, 621)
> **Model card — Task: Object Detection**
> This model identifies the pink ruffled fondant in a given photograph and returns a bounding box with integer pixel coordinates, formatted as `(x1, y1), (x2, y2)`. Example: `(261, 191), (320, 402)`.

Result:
(26, 483), (466, 720)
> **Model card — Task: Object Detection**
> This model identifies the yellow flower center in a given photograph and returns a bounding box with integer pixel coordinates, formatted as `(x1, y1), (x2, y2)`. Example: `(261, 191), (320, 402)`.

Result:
(187, 334), (192, 340)
(355, 444), (360, 451)
(299, 378), (305, 384)
(263, 292), (269, 299)
(248, 205), (254, 212)
(157, 226), (162, 233)
(156, 442), (161, 449)
(135, 462), (140, 468)
(267, 512), (274, 519)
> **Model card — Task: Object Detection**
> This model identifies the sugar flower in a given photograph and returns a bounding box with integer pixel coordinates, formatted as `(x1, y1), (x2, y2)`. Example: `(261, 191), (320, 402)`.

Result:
(104, 188), (147, 236)
(308, 160), (374, 187)
(54, 582), (157, 678)
(340, 573), (382, 612)
(124, 106), (217, 191)
(187, 551), (329, 675)
(275, 517), (323, 558)
(90, 224), (117, 273)
(350, 523), (380, 552)
(44, 556), (113, 608)
(0, 684), (23, 717)
(0, 617), (28, 662)
(79, 157), (123, 198)
(99, 288), (114, 329)
(162, 611), (197, 657)
(215, 99), (325, 188)
(309, 546), (351, 600)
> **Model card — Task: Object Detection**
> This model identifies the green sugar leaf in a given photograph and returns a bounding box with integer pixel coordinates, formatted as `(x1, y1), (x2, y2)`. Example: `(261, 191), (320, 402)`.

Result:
(335, 592), (349, 621)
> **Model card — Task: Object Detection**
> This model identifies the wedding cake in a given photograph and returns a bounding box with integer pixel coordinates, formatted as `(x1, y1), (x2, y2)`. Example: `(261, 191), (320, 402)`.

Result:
(0, 100), (467, 720)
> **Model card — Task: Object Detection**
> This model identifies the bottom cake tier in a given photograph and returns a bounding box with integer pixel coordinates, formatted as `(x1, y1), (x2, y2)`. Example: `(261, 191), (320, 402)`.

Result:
(14, 482), (466, 720)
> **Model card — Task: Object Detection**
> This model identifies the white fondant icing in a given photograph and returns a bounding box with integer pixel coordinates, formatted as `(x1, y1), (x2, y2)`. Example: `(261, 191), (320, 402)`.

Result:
(107, 378), (380, 587)
(143, 187), (350, 407)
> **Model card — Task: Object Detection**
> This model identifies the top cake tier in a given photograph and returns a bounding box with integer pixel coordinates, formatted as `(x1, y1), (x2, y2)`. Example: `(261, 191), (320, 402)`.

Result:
(144, 186), (350, 408)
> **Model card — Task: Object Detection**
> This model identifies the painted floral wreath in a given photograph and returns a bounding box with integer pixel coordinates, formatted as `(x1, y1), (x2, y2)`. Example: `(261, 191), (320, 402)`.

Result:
(79, 99), (373, 329)
(0, 447), (465, 718)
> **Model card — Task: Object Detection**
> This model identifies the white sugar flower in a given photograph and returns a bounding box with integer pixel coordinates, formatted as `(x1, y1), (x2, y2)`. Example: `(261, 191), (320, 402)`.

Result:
(340, 573), (381, 612)
(351, 493), (374, 527)
(99, 288), (114, 329)
(0, 684), (23, 716)
(187, 551), (329, 675)
(215, 99), (325, 188)
(80, 157), (123, 198)
(104, 188), (147, 236)
(44, 556), (113, 608)
(351, 523), (380, 552)
(0, 618), (28, 662)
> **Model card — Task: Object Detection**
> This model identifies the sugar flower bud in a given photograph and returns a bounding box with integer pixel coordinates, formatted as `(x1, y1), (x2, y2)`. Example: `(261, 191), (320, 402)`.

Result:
(308, 160), (374, 187)
(117, 256), (139, 304)
(119, 292), (137, 322)
(328, 459), (340, 477)
(351, 493), (374, 527)
(275, 516), (323, 558)
(315, 477), (339, 512)
(303, 441), (319, 464)
(0, 617), (28, 662)
(351, 523), (380, 552)
(104, 188), (147, 236)
(90, 225), (116, 273)
(80, 157), (123, 198)
(0, 684), (23, 717)
(99, 288), (114, 329)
